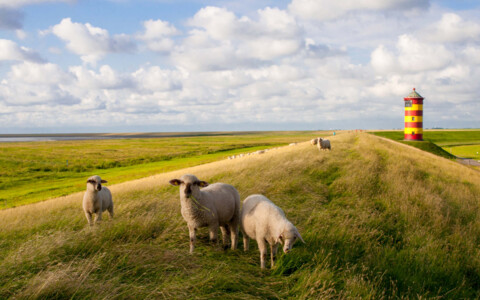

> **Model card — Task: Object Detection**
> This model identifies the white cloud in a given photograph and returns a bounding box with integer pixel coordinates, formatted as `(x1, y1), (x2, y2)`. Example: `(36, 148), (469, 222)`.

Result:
(70, 65), (134, 89)
(0, 39), (44, 62)
(371, 34), (453, 74)
(49, 18), (136, 64)
(420, 13), (480, 44)
(137, 19), (180, 53)
(288, 0), (429, 21)
(0, 62), (78, 106)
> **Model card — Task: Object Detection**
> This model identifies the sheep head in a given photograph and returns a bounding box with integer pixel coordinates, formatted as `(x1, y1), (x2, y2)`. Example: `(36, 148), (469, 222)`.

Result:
(87, 175), (107, 192)
(169, 174), (208, 199)
(277, 222), (305, 253)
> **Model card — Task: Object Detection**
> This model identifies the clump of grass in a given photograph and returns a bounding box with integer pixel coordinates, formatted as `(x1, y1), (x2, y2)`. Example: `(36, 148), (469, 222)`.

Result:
(1, 132), (480, 298)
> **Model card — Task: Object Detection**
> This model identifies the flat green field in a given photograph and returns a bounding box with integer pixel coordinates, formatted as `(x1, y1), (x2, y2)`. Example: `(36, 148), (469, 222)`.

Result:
(0, 131), (328, 209)
(370, 130), (480, 159)
(1, 133), (479, 298)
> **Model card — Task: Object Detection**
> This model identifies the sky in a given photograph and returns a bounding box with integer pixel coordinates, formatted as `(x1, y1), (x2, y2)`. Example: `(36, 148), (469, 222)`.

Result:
(0, 0), (479, 133)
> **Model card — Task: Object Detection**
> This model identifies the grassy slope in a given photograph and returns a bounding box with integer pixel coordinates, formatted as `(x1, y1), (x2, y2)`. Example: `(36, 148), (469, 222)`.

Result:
(1, 133), (480, 298)
(0, 131), (327, 209)
(369, 131), (458, 159)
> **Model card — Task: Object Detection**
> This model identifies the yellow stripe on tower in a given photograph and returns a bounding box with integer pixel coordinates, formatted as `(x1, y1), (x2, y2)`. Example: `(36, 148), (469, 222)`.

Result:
(405, 104), (423, 111)
(404, 127), (423, 134)
(404, 116), (423, 122)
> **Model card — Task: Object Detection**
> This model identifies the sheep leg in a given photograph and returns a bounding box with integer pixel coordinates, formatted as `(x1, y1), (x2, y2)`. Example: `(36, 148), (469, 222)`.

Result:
(270, 244), (279, 268)
(257, 238), (268, 269)
(220, 226), (229, 249)
(208, 224), (219, 245)
(85, 212), (93, 226)
(230, 223), (238, 250)
(108, 205), (114, 219)
(242, 231), (250, 251)
(188, 225), (196, 254)
(94, 211), (102, 224)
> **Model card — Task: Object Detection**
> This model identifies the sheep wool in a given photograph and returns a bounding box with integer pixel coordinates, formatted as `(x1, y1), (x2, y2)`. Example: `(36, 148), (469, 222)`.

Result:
(169, 174), (240, 253)
(241, 194), (305, 269)
(83, 175), (114, 226)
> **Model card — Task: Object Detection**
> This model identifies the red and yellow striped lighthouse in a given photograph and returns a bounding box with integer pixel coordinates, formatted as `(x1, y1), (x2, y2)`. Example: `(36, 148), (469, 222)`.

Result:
(404, 88), (424, 141)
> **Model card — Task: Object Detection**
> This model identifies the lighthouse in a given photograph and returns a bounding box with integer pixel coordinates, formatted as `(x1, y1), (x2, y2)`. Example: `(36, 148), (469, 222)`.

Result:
(404, 88), (424, 141)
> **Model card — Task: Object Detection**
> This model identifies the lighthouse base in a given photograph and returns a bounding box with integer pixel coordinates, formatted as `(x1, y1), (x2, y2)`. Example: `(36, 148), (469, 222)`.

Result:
(404, 133), (423, 141)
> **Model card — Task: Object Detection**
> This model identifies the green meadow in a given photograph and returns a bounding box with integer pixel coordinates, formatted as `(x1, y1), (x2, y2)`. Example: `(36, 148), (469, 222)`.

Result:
(1, 132), (479, 299)
(0, 131), (329, 209)
(370, 130), (480, 159)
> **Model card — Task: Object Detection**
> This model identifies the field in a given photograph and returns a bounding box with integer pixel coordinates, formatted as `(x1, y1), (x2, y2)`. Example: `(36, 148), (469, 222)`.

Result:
(0, 131), (329, 209)
(1, 132), (480, 298)
(370, 130), (480, 160)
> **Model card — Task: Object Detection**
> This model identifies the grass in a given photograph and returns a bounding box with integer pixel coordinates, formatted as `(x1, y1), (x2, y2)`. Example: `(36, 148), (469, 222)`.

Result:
(444, 144), (480, 160)
(369, 130), (480, 159)
(1, 132), (480, 298)
(0, 131), (329, 209)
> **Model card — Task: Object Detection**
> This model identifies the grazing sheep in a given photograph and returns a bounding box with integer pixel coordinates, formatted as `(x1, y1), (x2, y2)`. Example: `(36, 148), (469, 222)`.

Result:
(241, 194), (305, 269)
(310, 138), (318, 145)
(317, 137), (331, 151)
(83, 175), (114, 226)
(169, 174), (240, 253)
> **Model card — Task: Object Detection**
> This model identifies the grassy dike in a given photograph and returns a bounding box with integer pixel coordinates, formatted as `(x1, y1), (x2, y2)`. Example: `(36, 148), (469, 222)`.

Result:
(1, 132), (479, 298)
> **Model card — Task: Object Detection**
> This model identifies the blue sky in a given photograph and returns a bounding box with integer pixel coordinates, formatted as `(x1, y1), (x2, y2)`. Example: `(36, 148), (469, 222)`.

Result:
(0, 0), (479, 133)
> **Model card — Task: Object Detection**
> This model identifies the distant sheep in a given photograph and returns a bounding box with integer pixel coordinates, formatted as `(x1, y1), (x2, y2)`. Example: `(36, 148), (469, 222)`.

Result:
(310, 138), (318, 145)
(317, 137), (331, 151)
(169, 174), (240, 253)
(289, 143), (297, 146)
(240, 194), (305, 269)
(83, 175), (114, 226)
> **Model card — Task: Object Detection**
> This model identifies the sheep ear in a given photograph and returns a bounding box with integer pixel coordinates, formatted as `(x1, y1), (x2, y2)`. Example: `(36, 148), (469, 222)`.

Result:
(87, 179), (94, 184)
(197, 181), (209, 187)
(101, 180), (107, 183)
(169, 179), (182, 186)
(296, 229), (305, 244)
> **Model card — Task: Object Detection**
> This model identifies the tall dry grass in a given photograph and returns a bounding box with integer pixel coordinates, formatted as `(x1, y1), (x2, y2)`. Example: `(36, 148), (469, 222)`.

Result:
(0, 132), (479, 299)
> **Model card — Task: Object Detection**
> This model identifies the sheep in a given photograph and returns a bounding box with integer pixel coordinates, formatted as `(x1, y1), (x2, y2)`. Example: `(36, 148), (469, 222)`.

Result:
(83, 175), (114, 226)
(169, 174), (240, 253)
(317, 137), (331, 151)
(240, 194), (305, 269)
(310, 138), (318, 145)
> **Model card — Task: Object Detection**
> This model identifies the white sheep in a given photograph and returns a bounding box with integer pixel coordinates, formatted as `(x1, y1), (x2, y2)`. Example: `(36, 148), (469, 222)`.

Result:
(310, 138), (318, 145)
(240, 194), (305, 269)
(317, 137), (331, 151)
(83, 175), (114, 226)
(169, 174), (240, 253)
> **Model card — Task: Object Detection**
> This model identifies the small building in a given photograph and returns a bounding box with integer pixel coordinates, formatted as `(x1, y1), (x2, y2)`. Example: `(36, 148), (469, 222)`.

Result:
(404, 88), (424, 141)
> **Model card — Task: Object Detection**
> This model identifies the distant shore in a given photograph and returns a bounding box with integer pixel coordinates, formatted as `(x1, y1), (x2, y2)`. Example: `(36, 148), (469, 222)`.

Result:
(0, 130), (315, 142)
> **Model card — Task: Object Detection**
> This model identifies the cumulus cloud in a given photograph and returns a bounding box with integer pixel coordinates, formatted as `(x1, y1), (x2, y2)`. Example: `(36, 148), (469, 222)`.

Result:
(371, 34), (453, 74)
(137, 19), (180, 53)
(0, 39), (44, 62)
(49, 18), (136, 64)
(420, 13), (480, 43)
(0, 62), (78, 106)
(288, 0), (429, 21)
(173, 6), (304, 71)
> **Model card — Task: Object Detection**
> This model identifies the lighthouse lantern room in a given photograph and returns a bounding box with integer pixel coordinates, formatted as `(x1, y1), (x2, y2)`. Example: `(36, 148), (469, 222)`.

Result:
(404, 88), (424, 141)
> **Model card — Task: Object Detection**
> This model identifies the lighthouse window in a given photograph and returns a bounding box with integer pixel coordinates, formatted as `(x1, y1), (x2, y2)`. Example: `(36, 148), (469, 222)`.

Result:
(412, 131), (415, 135)
(405, 100), (412, 107)
(412, 117), (415, 121)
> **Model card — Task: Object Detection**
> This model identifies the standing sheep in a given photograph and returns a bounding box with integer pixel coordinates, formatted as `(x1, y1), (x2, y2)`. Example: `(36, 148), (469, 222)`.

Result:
(317, 137), (331, 151)
(169, 174), (240, 253)
(83, 175), (114, 226)
(241, 194), (305, 269)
